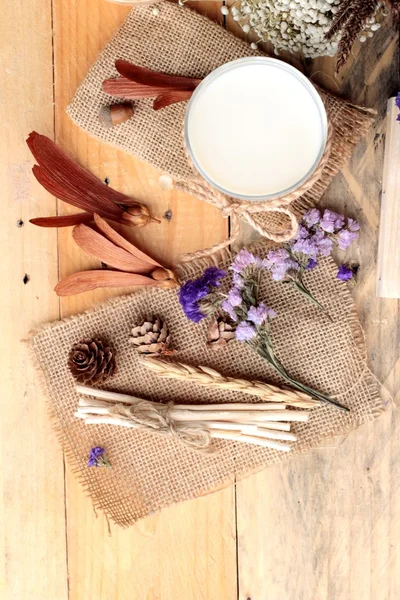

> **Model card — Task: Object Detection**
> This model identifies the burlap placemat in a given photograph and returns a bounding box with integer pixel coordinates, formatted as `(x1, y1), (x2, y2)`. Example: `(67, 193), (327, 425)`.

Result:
(30, 246), (383, 527)
(67, 2), (375, 242)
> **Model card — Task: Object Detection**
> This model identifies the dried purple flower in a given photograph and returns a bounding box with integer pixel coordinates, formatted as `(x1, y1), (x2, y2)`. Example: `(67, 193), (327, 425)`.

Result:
(235, 321), (257, 341)
(347, 218), (360, 232)
(231, 249), (257, 273)
(88, 446), (111, 468)
(179, 267), (226, 323)
(306, 258), (318, 270)
(303, 208), (321, 227)
(248, 304), (276, 326)
(396, 92), (400, 111)
(232, 271), (244, 288)
(320, 209), (345, 233)
(227, 286), (243, 307)
(221, 299), (238, 322)
(337, 264), (353, 281)
(337, 229), (358, 251)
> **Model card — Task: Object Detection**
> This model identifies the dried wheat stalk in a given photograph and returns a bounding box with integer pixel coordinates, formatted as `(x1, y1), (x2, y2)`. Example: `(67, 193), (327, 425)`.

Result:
(139, 358), (319, 408)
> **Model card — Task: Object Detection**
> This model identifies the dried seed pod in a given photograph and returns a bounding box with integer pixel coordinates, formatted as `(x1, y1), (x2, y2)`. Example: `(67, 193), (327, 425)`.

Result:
(207, 317), (236, 352)
(129, 318), (175, 356)
(68, 337), (117, 384)
(99, 102), (134, 128)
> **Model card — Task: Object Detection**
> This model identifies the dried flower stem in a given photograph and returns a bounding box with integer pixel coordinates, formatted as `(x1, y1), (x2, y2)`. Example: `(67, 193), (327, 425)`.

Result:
(139, 358), (318, 408)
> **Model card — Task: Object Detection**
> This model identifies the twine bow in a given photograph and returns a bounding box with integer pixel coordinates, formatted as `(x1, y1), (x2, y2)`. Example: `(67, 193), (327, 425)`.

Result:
(109, 400), (213, 451)
(176, 122), (333, 262)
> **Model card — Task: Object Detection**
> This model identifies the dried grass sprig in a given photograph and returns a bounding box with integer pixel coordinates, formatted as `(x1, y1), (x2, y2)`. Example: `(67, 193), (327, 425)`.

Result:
(139, 357), (319, 408)
(326, 0), (399, 70)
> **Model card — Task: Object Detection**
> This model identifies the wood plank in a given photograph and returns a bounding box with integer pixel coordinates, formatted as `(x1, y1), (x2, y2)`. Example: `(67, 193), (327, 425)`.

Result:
(235, 17), (400, 600)
(377, 97), (400, 298)
(52, 1), (235, 598)
(0, 1), (68, 599)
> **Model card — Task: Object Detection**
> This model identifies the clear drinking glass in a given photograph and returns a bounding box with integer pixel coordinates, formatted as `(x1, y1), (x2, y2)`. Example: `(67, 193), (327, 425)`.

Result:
(184, 57), (328, 202)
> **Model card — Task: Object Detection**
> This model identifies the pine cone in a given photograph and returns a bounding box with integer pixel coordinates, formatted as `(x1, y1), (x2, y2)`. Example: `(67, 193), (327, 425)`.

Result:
(68, 338), (117, 384)
(207, 318), (235, 352)
(129, 318), (174, 356)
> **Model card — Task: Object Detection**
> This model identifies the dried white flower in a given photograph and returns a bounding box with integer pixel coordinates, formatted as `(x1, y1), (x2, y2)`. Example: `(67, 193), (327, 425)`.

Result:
(235, 0), (342, 58)
(220, 5), (230, 16)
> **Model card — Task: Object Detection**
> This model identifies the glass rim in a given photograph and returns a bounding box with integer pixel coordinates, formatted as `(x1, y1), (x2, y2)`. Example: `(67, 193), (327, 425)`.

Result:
(184, 57), (328, 202)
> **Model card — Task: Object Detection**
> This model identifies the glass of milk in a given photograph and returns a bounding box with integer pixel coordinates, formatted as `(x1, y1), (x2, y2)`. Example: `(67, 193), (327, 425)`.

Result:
(184, 57), (328, 201)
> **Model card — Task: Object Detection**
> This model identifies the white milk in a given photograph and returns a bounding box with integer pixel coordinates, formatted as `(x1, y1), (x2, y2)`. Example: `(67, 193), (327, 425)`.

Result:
(186, 59), (326, 199)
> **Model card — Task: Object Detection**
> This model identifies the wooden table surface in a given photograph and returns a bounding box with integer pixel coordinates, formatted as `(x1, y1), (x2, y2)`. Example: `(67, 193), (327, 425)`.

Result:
(1, 1), (399, 598)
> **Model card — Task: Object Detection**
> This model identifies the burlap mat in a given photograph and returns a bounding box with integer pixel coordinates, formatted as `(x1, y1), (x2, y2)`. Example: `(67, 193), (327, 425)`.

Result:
(67, 2), (375, 238)
(30, 246), (383, 527)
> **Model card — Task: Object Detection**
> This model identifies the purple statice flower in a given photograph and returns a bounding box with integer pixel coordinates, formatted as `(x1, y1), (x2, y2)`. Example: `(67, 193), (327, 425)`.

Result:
(221, 299), (238, 322)
(313, 231), (333, 257)
(232, 271), (244, 288)
(291, 235), (319, 257)
(320, 209), (345, 233)
(222, 300), (238, 321)
(231, 249), (257, 273)
(266, 248), (299, 280)
(396, 92), (400, 121)
(303, 208), (321, 227)
(337, 229), (358, 251)
(227, 286), (242, 307)
(179, 267), (226, 323)
(248, 304), (276, 326)
(88, 446), (110, 468)
(306, 258), (318, 270)
(235, 321), (257, 341)
(267, 248), (290, 263)
(337, 264), (353, 281)
(347, 218), (360, 232)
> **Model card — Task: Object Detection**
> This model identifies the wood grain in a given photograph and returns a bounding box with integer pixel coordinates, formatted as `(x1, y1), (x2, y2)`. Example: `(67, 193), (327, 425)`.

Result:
(2, 1), (399, 598)
(0, 1), (68, 599)
(235, 18), (400, 600)
(53, 1), (234, 599)
(377, 97), (400, 298)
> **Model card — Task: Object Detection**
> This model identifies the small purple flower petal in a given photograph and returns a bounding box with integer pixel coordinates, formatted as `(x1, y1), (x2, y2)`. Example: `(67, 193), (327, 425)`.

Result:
(347, 218), (360, 232)
(88, 446), (106, 467)
(233, 272), (244, 288)
(320, 209), (345, 233)
(231, 249), (257, 273)
(303, 208), (321, 227)
(267, 248), (290, 263)
(306, 258), (318, 270)
(179, 267), (226, 323)
(337, 229), (358, 251)
(235, 321), (257, 341)
(221, 299), (238, 322)
(227, 287), (243, 307)
(395, 92), (400, 110)
(337, 264), (353, 281)
(315, 235), (333, 257)
(248, 304), (276, 325)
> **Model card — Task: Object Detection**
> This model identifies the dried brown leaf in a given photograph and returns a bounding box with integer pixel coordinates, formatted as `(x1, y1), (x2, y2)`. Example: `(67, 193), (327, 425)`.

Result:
(93, 214), (162, 269)
(30, 213), (93, 227)
(72, 224), (153, 273)
(115, 59), (201, 90)
(55, 270), (160, 296)
(153, 90), (194, 110)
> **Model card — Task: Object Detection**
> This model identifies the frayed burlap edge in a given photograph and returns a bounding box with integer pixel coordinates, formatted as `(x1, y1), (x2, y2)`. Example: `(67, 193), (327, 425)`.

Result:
(27, 243), (385, 527)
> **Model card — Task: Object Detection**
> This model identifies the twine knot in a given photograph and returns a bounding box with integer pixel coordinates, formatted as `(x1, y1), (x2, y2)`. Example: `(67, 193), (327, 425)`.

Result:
(109, 401), (214, 452)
